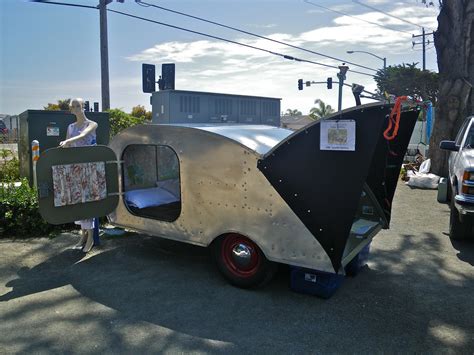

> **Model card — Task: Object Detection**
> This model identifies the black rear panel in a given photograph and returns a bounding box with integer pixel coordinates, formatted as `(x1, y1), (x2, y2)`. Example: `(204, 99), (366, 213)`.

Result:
(257, 104), (418, 272)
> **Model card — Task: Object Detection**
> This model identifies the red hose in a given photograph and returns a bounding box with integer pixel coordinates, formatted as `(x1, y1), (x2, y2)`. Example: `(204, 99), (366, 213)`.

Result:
(383, 96), (408, 141)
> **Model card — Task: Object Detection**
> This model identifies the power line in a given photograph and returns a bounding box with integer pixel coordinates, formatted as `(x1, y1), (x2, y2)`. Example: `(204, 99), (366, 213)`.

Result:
(30, 0), (96, 9)
(107, 8), (375, 76)
(304, 0), (412, 35)
(31, 0), (375, 77)
(352, 0), (431, 30)
(136, 0), (378, 72)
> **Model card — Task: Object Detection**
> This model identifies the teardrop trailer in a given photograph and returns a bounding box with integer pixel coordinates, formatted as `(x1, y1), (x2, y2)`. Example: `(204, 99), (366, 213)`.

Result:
(36, 102), (418, 296)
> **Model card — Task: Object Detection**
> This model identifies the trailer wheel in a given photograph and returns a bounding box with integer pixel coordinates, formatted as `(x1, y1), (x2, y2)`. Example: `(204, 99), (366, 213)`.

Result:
(212, 233), (276, 288)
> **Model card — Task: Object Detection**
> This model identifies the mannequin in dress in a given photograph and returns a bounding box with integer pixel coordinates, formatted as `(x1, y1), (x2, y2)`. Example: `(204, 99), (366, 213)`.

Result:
(59, 98), (98, 253)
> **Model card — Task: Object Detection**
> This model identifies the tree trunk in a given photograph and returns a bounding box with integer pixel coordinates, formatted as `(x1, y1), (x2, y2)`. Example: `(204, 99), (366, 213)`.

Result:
(430, 0), (474, 176)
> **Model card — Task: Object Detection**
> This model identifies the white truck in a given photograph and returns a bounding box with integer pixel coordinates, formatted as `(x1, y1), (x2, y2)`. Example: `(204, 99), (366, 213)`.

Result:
(440, 116), (474, 240)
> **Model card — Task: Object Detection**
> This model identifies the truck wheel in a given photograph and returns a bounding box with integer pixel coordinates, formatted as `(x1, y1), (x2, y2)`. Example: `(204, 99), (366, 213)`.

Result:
(212, 233), (276, 288)
(449, 198), (473, 240)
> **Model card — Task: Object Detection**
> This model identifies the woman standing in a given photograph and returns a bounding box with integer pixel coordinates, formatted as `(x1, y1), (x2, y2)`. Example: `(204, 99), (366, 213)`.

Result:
(59, 98), (98, 253)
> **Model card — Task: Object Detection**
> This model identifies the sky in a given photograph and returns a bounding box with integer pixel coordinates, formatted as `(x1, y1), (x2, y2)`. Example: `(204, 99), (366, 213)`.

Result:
(0, 0), (439, 116)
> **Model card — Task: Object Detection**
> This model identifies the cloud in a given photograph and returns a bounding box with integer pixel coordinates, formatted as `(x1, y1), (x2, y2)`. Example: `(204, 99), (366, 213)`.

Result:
(121, 3), (439, 114)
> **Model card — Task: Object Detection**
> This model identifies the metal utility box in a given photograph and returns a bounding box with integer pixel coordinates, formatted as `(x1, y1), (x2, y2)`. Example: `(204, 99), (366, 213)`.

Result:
(151, 90), (281, 126)
(18, 110), (110, 185)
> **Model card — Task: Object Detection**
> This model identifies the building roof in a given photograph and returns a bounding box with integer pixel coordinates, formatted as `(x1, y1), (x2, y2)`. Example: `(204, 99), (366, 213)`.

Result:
(280, 115), (315, 125)
(157, 89), (281, 101)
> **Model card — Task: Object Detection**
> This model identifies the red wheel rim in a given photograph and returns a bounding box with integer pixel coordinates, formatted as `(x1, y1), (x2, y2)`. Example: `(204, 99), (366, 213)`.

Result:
(221, 234), (261, 278)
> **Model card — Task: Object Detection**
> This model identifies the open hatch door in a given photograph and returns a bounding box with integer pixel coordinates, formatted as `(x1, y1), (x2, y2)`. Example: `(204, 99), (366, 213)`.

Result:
(258, 103), (418, 272)
(36, 146), (120, 225)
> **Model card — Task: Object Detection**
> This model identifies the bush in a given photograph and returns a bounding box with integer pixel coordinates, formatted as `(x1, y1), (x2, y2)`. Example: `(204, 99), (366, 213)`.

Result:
(108, 108), (150, 137)
(0, 179), (65, 238)
(0, 149), (20, 181)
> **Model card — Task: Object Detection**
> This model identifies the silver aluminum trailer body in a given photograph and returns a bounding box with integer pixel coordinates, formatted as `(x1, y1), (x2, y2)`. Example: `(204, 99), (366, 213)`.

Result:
(107, 124), (334, 272)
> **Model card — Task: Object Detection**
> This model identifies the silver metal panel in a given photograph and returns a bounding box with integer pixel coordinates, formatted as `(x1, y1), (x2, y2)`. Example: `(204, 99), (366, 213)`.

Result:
(108, 124), (334, 272)
(157, 124), (293, 155)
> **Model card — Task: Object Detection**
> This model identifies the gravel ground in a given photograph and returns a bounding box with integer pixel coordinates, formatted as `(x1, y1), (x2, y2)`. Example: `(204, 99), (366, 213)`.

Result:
(1, 183), (473, 354)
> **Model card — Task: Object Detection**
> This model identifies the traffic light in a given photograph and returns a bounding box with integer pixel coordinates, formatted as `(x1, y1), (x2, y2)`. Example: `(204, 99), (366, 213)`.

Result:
(142, 63), (156, 93)
(93, 102), (99, 112)
(162, 63), (175, 90)
(84, 101), (90, 112)
(298, 79), (303, 90)
(327, 77), (333, 89)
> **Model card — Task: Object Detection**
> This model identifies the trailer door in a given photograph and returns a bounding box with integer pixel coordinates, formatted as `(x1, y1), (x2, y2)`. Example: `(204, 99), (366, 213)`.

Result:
(36, 146), (120, 225)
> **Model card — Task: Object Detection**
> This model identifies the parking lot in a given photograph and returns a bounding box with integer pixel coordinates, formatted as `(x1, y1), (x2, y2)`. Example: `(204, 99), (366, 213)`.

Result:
(1, 183), (473, 353)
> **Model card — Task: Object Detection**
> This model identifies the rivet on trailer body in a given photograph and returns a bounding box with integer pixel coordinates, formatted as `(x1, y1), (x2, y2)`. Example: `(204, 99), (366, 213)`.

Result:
(294, 193), (298, 197)
(307, 209), (311, 213)
(279, 179), (282, 183)
(319, 228), (323, 232)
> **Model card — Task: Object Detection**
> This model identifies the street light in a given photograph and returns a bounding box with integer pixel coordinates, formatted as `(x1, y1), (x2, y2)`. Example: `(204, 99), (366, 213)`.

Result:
(347, 50), (386, 70)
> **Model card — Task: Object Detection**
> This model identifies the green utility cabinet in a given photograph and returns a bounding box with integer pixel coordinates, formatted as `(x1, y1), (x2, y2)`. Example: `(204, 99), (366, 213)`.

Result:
(19, 110), (110, 185)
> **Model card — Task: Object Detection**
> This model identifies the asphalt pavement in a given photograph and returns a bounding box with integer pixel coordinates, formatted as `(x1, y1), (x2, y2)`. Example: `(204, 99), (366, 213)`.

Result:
(1, 184), (473, 353)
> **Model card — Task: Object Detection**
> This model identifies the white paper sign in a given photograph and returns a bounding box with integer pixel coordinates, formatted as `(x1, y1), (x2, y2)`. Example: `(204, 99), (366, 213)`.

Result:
(46, 126), (60, 137)
(320, 120), (356, 151)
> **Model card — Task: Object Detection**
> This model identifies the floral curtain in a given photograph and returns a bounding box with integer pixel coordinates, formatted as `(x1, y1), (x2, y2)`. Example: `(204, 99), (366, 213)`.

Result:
(52, 162), (107, 207)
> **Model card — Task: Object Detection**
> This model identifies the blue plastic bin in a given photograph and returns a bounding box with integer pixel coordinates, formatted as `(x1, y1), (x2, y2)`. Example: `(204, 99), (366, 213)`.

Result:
(344, 242), (371, 277)
(290, 267), (344, 299)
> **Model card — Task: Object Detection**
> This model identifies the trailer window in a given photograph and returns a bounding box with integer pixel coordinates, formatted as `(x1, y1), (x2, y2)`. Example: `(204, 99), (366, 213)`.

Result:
(122, 144), (181, 222)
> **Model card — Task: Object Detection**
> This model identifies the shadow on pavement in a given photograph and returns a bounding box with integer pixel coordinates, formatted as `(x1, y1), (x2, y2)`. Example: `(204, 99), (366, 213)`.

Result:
(450, 239), (474, 266)
(1, 233), (474, 353)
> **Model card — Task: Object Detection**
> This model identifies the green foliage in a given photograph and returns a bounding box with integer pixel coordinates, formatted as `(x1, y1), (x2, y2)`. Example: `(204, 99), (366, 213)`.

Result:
(0, 149), (20, 182)
(108, 108), (150, 137)
(131, 105), (152, 121)
(374, 63), (439, 104)
(0, 179), (63, 238)
(44, 98), (71, 111)
(285, 109), (302, 116)
(309, 99), (335, 120)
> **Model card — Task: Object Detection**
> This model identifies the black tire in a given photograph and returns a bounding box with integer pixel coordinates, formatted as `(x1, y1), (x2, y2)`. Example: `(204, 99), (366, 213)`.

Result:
(449, 197), (473, 240)
(211, 233), (277, 289)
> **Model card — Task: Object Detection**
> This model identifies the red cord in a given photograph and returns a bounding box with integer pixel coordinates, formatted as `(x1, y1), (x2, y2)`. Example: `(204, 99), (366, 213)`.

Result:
(383, 96), (408, 141)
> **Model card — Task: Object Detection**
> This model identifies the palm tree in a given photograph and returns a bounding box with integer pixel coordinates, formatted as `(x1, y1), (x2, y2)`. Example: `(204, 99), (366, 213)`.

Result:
(285, 108), (302, 116)
(309, 99), (335, 120)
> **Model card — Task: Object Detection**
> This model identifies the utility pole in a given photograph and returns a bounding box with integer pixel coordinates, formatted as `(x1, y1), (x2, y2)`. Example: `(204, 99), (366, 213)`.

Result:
(336, 64), (349, 111)
(99, 0), (110, 111)
(412, 27), (434, 71)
